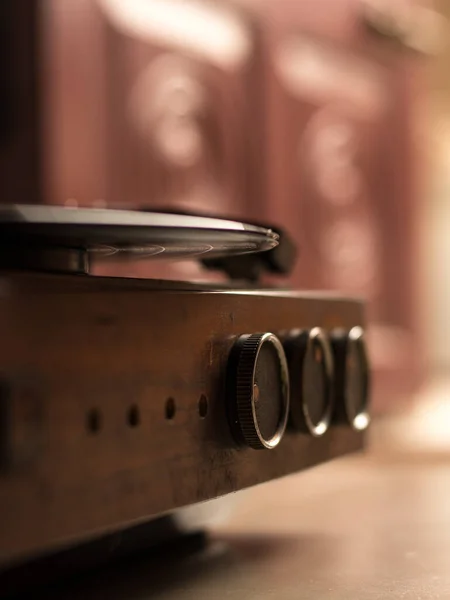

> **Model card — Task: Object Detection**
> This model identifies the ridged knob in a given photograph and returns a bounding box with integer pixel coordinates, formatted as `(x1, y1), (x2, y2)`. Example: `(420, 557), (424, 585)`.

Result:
(227, 333), (289, 450)
(331, 327), (370, 431)
(284, 328), (334, 437)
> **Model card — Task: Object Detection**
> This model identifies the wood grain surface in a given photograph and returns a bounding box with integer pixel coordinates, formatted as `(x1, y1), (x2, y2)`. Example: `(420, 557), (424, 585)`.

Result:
(0, 273), (365, 565)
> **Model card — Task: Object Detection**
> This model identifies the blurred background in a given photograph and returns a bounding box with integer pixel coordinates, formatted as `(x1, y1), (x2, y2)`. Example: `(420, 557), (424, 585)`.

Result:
(4, 0), (450, 416)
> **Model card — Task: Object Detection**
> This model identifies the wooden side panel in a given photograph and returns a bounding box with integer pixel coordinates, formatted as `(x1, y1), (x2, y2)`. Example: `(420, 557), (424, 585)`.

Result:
(0, 274), (365, 565)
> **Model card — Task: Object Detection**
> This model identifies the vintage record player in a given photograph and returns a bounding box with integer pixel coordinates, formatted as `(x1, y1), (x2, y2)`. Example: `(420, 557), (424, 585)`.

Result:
(0, 0), (380, 584)
(0, 204), (370, 575)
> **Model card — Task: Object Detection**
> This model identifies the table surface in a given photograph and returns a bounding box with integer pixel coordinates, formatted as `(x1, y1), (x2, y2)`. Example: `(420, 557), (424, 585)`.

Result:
(38, 380), (450, 599)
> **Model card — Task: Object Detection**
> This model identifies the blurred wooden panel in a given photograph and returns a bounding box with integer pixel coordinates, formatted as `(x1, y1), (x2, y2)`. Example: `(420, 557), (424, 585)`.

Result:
(0, 1), (42, 205)
(41, 0), (263, 219)
(40, 0), (108, 208)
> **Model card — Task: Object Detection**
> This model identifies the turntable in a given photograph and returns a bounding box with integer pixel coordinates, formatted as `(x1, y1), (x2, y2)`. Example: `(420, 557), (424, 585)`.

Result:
(0, 206), (370, 568)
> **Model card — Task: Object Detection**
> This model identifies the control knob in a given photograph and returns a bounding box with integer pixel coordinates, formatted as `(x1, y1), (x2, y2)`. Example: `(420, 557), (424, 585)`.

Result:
(227, 333), (290, 450)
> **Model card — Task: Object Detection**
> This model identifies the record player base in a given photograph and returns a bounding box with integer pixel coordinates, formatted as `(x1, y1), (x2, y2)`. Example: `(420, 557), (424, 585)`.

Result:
(0, 273), (366, 565)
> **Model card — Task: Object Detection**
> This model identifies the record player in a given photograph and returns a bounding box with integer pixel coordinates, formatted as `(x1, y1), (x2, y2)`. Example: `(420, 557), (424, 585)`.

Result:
(0, 204), (369, 570)
(0, 0), (375, 578)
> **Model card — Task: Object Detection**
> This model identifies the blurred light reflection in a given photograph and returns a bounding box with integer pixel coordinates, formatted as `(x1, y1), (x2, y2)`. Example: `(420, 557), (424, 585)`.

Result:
(97, 0), (252, 69)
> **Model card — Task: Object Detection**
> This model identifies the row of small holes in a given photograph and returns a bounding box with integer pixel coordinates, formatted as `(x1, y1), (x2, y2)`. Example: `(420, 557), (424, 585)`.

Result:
(167, 395), (208, 420)
(86, 396), (208, 434)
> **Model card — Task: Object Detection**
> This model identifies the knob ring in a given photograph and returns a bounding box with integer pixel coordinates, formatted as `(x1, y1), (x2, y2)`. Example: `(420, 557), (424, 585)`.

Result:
(284, 328), (334, 437)
(332, 326), (370, 431)
(230, 333), (290, 450)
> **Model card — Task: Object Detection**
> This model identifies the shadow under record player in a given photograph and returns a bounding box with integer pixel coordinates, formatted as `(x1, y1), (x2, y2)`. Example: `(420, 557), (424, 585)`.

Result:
(0, 205), (370, 581)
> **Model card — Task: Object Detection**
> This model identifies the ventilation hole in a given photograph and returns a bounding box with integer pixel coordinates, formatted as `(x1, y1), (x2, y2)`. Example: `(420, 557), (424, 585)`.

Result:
(165, 397), (176, 420)
(86, 408), (101, 434)
(199, 394), (208, 419)
(127, 405), (140, 428)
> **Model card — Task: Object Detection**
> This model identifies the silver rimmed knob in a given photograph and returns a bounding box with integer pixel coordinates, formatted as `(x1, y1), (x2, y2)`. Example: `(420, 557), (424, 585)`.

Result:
(331, 326), (370, 431)
(284, 328), (334, 437)
(227, 333), (290, 450)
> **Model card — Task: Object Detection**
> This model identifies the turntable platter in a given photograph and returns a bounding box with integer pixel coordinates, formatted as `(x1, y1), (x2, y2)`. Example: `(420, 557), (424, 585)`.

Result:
(0, 206), (279, 260)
